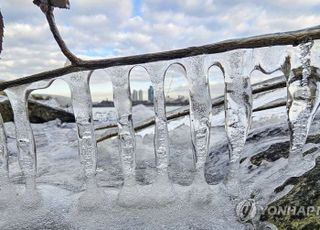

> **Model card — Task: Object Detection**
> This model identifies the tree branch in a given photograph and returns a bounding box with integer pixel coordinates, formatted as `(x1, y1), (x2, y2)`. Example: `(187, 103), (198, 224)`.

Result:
(0, 65), (85, 91)
(0, 9), (4, 54)
(45, 6), (82, 64)
(0, 25), (320, 90)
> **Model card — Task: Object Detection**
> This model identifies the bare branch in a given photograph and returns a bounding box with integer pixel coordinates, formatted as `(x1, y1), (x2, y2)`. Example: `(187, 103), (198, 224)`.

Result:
(0, 9), (4, 54)
(0, 65), (85, 91)
(33, 0), (81, 64)
(45, 7), (82, 64)
(0, 25), (320, 90)
(33, 0), (70, 10)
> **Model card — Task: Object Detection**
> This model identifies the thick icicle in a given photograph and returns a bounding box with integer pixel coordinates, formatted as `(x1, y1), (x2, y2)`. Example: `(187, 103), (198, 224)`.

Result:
(145, 62), (170, 177)
(0, 114), (8, 183)
(286, 40), (320, 164)
(106, 66), (137, 207)
(4, 80), (53, 207)
(0, 113), (12, 208)
(180, 56), (213, 205)
(143, 62), (176, 206)
(63, 71), (104, 210)
(222, 50), (253, 196)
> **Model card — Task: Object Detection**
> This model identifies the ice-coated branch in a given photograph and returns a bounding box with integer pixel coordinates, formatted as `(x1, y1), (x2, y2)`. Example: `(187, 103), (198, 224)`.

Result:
(1, 25), (320, 90)
(0, 65), (85, 91)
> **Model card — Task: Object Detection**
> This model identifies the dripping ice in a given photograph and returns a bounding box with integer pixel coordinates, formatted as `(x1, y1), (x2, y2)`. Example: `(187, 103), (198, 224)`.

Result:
(0, 41), (320, 229)
(287, 40), (320, 164)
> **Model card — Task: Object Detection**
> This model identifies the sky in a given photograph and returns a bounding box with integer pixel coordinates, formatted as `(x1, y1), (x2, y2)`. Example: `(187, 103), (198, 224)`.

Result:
(1, 0), (320, 101)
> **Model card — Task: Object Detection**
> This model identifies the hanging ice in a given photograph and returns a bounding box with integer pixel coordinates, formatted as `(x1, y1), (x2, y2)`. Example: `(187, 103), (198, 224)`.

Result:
(146, 63), (170, 179)
(106, 66), (138, 207)
(144, 61), (176, 206)
(180, 56), (213, 205)
(4, 80), (53, 207)
(0, 114), (8, 183)
(286, 40), (320, 164)
(222, 50), (253, 196)
(63, 71), (104, 210)
(0, 113), (11, 208)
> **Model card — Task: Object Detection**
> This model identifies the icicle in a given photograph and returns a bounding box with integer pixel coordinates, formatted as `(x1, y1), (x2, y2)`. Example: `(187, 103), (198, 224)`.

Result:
(143, 61), (176, 206)
(286, 40), (320, 164)
(4, 80), (53, 207)
(145, 62), (170, 178)
(180, 55), (213, 205)
(0, 114), (8, 183)
(184, 56), (211, 175)
(222, 50), (253, 195)
(0, 113), (12, 208)
(106, 66), (137, 207)
(62, 71), (104, 210)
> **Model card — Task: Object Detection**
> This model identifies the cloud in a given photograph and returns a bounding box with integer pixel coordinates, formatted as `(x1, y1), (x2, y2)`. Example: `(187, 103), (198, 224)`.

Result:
(1, 0), (320, 100)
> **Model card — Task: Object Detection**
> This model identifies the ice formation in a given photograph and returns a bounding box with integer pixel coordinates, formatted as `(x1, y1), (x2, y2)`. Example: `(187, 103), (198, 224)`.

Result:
(179, 56), (213, 205)
(0, 113), (11, 208)
(222, 50), (253, 196)
(4, 80), (53, 207)
(1, 40), (320, 229)
(144, 62), (176, 206)
(106, 66), (138, 207)
(286, 41), (320, 164)
(63, 71), (105, 210)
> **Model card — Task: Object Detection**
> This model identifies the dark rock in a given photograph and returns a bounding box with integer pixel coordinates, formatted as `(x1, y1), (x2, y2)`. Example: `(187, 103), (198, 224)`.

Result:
(0, 99), (75, 123)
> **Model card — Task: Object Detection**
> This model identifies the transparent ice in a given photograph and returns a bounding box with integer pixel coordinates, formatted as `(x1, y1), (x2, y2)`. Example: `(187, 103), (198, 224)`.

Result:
(286, 40), (320, 164)
(0, 113), (11, 208)
(144, 62), (176, 206)
(1, 41), (320, 229)
(62, 71), (105, 210)
(221, 50), (254, 196)
(4, 80), (53, 207)
(179, 56), (213, 205)
(106, 66), (138, 207)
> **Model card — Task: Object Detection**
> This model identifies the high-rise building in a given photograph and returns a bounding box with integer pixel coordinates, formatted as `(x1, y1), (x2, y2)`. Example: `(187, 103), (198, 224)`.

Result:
(148, 86), (154, 103)
(138, 90), (143, 101)
(132, 89), (138, 101)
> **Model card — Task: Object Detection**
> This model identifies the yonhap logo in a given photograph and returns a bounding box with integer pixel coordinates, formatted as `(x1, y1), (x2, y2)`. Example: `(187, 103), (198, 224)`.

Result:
(265, 205), (320, 217)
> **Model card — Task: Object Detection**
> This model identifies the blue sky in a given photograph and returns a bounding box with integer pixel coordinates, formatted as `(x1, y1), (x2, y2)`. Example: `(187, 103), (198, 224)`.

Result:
(1, 0), (320, 101)
(133, 0), (141, 17)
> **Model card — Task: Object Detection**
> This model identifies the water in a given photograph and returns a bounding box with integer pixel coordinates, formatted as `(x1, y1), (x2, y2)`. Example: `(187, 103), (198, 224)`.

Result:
(92, 106), (181, 123)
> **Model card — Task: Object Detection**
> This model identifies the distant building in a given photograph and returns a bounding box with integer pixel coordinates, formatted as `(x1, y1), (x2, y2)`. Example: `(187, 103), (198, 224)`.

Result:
(138, 90), (143, 101)
(132, 89), (138, 101)
(148, 86), (154, 103)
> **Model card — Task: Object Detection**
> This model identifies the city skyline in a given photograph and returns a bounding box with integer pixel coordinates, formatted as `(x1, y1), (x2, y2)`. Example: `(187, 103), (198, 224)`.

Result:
(131, 86), (154, 102)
